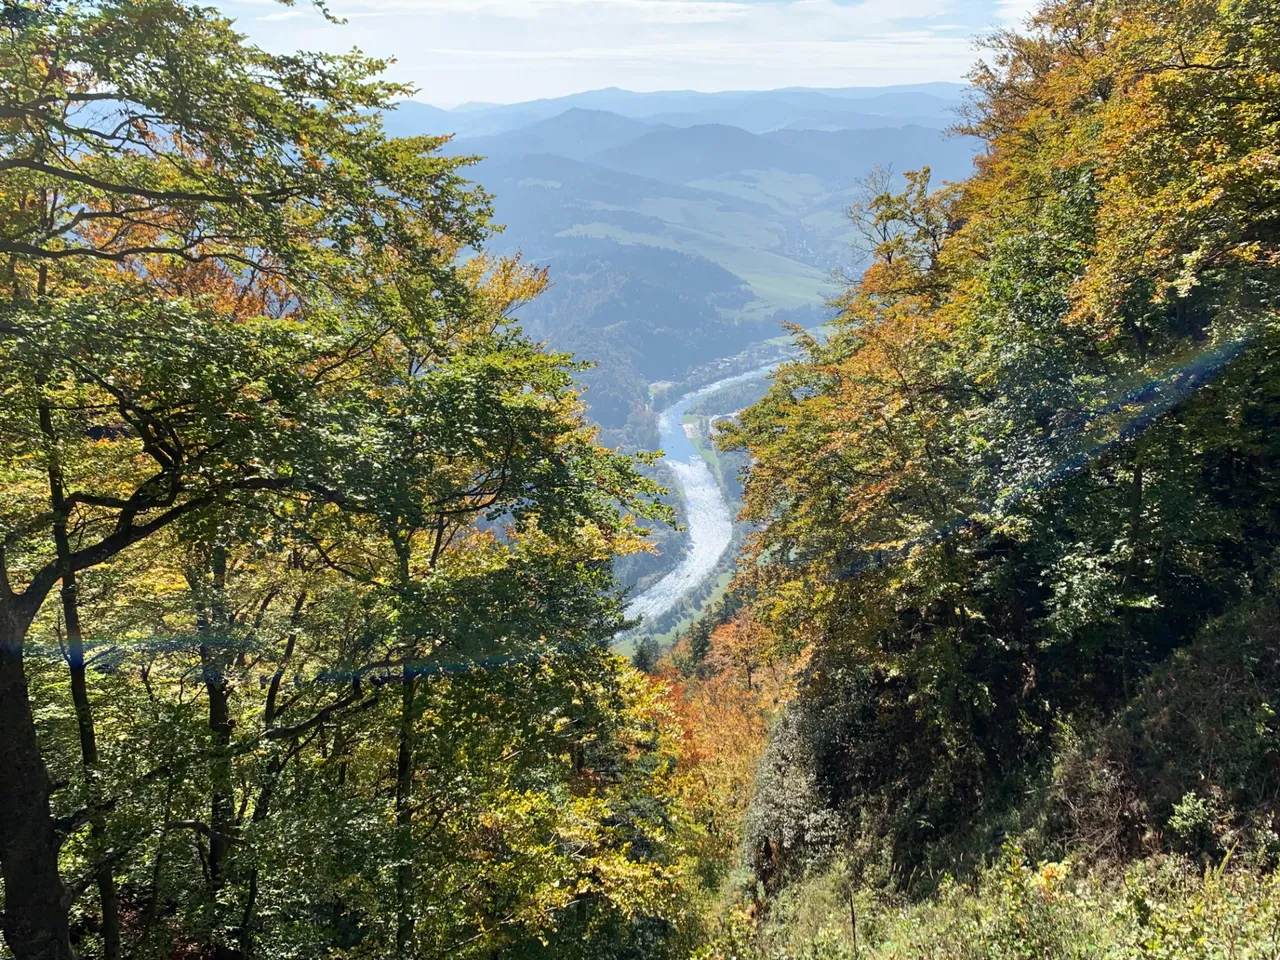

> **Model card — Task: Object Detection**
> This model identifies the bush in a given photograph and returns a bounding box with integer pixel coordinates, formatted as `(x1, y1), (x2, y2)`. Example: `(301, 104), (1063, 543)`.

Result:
(1048, 595), (1280, 866)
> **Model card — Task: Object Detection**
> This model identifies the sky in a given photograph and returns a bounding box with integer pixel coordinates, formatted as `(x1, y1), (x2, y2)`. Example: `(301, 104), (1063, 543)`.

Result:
(212, 0), (1041, 107)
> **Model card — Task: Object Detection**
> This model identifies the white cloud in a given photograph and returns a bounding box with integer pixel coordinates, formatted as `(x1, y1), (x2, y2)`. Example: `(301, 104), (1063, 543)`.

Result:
(992, 0), (1039, 26)
(339, 0), (758, 24)
(219, 0), (1009, 104)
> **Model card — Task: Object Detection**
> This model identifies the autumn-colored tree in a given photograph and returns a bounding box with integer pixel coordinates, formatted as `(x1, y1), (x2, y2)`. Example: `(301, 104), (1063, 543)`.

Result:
(664, 666), (770, 877)
(708, 614), (781, 693)
(725, 0), (1280, 887)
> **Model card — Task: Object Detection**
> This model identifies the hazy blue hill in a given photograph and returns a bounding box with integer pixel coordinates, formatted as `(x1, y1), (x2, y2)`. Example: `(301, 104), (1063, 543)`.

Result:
(380, 99), (539, 139)
(646, 103), (917, 134)
(454, 109), (660, 162)
(588, 122), (978, 188)
(538, 87), (720, 117)
(457, 82), (966, 121)
(472, 152), (778, 221)
(379, 100), (456, 137)
(587, 123), (802, 183)
(827, 90), (961, 116)
(423, 88), (680, 128)
(449, 100), (503, 112)
(646, 91), (957, 133)
(797, 81), (966, 99)
(392, 104), (976, 191)
(761, 125), (980, 184)
(474, 87), (799, 121)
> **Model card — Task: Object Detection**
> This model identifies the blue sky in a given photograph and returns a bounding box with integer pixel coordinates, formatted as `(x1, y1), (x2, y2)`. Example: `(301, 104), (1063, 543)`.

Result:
(214, 0), (1038, 107)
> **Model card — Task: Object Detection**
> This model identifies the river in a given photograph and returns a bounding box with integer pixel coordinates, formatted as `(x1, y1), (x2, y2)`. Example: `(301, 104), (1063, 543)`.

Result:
(625, 365), (776, 625)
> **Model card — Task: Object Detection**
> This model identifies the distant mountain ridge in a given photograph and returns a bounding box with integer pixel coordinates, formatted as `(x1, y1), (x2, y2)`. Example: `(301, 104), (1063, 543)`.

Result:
(386, 82), (966, 140)
(457, 109), (661, 163)
(586, 123), (799, 183)
(580, 122), (966, 186)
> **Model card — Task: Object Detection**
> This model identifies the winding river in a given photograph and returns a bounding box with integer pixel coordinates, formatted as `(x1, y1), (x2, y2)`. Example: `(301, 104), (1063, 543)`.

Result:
(625, 365), (776, 625)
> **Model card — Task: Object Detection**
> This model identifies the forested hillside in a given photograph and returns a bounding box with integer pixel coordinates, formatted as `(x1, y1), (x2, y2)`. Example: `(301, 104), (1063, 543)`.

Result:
(686, 0), (1280, 953)
(3, 0), (1280, 959)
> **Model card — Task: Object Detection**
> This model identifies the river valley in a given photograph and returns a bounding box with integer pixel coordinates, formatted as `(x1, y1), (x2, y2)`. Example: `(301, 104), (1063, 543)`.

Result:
(625, 365), (777, 626)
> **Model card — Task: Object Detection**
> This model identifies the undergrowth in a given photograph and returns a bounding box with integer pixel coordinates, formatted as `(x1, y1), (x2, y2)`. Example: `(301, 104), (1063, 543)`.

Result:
(699, 848), (1280, 959)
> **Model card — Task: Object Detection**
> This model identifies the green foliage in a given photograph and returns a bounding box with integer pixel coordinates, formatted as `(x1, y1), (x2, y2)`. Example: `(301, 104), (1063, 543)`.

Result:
(1169, 794), (1216, 851)
(633, 636), (661, 673)
(0, 2), (703, 959)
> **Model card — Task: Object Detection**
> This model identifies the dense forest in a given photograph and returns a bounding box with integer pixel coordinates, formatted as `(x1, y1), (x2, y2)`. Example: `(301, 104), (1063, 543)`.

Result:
(2, 0), (1280, 958)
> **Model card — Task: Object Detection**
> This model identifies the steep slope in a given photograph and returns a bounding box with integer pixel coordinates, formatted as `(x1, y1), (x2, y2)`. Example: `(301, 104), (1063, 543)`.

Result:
(702, 4), (1280, 956)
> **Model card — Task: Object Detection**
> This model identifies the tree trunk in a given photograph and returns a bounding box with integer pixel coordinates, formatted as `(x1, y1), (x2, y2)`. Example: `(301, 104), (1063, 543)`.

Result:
(193, 547), (241, 960)
(1120, 458), (1145, 696)
(40, 387), (121, 958)
(204, 654), (234, 893)
(394, 670), (418, 959)
(240, 594), (305, 960)
(0, 604), (74, 960)
(61, 568), (122, 960)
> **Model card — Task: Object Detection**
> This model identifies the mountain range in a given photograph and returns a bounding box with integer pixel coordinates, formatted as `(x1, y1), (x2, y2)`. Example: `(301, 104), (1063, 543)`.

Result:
(382, 83), (967, 139)
(381, 84), (980, 447)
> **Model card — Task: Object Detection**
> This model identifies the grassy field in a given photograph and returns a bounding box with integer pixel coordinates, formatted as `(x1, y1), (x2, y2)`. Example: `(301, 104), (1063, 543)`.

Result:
(688, 169), (831, 212)
(561, 220), (825, 311)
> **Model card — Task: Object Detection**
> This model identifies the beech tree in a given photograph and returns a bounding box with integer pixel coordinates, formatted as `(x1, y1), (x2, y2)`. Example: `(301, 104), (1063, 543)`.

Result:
(0, 1), (678, 958)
